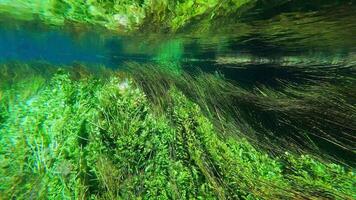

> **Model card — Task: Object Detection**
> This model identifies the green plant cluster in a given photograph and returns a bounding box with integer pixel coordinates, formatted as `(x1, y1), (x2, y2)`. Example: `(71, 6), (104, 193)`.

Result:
(0, 0), (255, 32)
(0, 63), (354, 199)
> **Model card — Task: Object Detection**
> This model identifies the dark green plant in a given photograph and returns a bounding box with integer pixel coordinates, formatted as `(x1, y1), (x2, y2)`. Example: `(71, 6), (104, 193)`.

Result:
(126, 62), (356, 166)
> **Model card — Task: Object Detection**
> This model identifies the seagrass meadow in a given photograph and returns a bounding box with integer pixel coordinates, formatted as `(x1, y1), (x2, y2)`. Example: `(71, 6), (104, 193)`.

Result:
(0, 1), (356, 200)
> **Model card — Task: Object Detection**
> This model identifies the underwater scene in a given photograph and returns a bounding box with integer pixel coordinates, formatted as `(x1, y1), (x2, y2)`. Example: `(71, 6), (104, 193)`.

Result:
(0, 1), (355, 199)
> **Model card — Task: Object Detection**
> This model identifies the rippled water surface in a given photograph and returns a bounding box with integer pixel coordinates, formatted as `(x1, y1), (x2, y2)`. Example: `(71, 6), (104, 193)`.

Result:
(1, 2), (355, 66)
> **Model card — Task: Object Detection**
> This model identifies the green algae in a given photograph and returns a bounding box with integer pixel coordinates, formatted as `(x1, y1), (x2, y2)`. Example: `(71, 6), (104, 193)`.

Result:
(0, 63), (354, 199)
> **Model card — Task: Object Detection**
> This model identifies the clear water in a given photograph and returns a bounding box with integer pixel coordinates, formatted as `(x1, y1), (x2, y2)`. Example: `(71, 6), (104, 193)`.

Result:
(1, 3), (355, 68)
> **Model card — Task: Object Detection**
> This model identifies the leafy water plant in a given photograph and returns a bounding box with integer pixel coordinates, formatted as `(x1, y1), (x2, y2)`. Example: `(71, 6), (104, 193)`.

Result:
(0, 0), (256, 32)
(126, 61), (356, 167)
(0, 63), (354, 199)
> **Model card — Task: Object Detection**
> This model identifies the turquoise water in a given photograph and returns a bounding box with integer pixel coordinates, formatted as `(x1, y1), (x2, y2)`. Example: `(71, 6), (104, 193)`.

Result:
(0, 23), (151, 66)
(1, 2), (355, 68)
(0, 18), (354, 88)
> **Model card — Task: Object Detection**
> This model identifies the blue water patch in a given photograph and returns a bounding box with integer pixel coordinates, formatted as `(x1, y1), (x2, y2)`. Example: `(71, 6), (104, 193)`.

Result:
(0, 25), (152, 67)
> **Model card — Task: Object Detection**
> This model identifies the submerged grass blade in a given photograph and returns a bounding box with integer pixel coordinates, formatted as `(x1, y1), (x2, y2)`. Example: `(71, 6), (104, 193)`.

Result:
(126, 62), (356, 166)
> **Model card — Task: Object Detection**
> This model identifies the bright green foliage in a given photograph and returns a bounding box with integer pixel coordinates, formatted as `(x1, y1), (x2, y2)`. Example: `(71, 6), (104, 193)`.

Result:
(0, 71), (99, 198)
(282, 154), (355, 198)
(0, 0), (255, 32)
(0, 63), (354, 199)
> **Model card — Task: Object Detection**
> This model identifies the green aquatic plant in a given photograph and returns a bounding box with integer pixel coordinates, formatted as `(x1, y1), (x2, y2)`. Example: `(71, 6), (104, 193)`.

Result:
(0, 63), (354, 199)
(0, 0), (256, 32)
(126, 62), (356, 166)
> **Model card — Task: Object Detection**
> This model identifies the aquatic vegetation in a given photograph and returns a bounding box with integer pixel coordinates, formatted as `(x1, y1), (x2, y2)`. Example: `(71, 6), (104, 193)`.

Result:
(0, 0), (355, 199)
(0, 63), (354, 199)
(127, 62), (356, 166)
(0, 0), (255, 32)
(3, 0), (352, 35)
